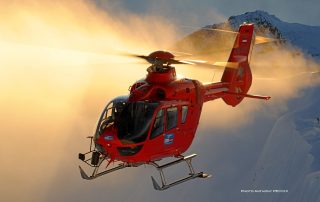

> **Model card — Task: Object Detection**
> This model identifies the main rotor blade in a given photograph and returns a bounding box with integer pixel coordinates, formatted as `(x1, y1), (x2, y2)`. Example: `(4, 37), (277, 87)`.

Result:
(121, 52), (195, 65)
(181, 25), (284, 46)
(255, 36), (285, 45)
(200, 27), (239, 34)
(213, 62), (239, 68)
(167, 59), (195, 65)
(182, 60), (240, 70)
(181, 25), (239, 34)
(164, 50), (193, 57)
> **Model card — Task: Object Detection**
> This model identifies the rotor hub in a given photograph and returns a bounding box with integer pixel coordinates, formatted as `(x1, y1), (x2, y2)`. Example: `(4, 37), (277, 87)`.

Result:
(146, 66), (176, 84)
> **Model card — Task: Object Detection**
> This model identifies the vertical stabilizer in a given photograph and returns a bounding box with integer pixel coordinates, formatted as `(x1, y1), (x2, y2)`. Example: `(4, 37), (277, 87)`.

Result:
(221, 23), (255, 106)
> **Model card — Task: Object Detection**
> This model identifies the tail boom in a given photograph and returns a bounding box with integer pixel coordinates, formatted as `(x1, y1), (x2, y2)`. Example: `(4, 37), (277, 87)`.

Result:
(202, 82), (270, 102)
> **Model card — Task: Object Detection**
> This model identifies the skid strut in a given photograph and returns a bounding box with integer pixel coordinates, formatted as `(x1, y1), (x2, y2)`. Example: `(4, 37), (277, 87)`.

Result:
(149, 154), (211, 191)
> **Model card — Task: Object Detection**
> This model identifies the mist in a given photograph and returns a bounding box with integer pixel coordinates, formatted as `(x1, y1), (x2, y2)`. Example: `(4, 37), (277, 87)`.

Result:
(0, 1), (179, 201)
(0, 1), (319, 202)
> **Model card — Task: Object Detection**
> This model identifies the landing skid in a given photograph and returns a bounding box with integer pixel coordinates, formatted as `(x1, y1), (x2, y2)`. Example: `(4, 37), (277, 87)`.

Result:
(79, 162), (127, 180)
(79, 157), (141, 180)
(149, 154), (211, 190)
(78, 153), (211, 190)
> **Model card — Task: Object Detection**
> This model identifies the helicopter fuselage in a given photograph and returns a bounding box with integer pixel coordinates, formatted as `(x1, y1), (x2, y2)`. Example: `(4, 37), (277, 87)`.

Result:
(95, 67), (206, 163)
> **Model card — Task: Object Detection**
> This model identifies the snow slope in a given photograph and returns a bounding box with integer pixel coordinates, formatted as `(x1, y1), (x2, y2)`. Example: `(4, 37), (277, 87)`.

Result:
(246, 82), (320, 202)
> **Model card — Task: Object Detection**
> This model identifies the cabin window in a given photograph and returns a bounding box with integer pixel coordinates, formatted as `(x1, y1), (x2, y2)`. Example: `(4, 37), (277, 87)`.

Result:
(150, 109), (164, 139)
(166, 107), (178, 131)
(181, 106), (188, 124)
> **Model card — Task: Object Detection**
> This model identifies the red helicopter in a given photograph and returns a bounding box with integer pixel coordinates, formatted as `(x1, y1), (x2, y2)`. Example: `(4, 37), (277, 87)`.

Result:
(78, 23), (271, 190)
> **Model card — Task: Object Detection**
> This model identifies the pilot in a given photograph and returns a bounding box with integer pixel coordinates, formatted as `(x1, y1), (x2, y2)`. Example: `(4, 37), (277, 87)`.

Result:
(114, 102), (125, 124)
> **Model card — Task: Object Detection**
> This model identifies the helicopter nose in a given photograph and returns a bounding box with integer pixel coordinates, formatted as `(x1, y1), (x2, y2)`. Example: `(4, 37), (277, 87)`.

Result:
(101, 134), (115, 149)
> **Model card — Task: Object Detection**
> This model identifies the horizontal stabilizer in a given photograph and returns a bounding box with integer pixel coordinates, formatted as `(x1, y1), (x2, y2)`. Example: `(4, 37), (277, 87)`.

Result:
(223, 91), (271, 100)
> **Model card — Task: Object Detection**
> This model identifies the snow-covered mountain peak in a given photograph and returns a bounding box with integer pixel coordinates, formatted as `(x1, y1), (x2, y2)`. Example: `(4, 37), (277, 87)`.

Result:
(200, 10), (320, 60)
(228, 10), (282, 26)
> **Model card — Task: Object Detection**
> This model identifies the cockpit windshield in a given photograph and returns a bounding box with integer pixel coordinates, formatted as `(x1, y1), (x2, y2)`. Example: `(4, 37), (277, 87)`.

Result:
(94, 96), (128, 140)
(117, 101), (158, 144)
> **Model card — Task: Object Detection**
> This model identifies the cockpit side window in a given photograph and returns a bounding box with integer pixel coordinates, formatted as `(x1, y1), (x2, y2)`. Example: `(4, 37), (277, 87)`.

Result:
(106, 102), (113, 119)
(166, 107), (178, 131)
(150, 109), (164, 139)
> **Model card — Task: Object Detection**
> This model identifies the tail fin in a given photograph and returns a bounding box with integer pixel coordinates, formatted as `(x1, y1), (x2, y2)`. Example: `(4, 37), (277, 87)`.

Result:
(221, 23), (255, 107)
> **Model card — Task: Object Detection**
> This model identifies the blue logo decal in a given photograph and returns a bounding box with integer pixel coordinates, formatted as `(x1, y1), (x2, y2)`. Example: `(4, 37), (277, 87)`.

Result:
(164, 133), (174, 145)
(104, 135), (113, 141)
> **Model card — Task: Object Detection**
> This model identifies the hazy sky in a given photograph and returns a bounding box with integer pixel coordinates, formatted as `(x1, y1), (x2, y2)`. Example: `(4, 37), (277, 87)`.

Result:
(94, 0), (320, 26)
